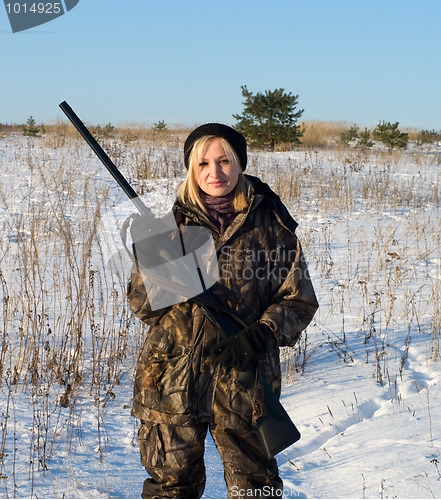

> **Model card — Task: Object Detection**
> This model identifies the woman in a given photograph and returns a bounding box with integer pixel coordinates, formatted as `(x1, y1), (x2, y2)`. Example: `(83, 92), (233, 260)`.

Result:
(127, 123), (319, 498)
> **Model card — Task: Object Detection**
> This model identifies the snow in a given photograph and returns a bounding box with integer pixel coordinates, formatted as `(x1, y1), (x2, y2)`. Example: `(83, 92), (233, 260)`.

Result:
(0, 132), (440, 498)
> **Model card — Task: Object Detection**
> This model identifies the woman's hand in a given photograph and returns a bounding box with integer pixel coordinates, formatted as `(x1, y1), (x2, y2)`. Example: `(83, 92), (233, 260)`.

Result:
(209, 322), (276, 372)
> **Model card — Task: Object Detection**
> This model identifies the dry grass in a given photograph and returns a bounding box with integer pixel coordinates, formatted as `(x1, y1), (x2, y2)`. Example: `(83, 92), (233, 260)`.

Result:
(3, 119), (439, 153)
(299, 120), (351, 149)
(0, 134), (145, 483)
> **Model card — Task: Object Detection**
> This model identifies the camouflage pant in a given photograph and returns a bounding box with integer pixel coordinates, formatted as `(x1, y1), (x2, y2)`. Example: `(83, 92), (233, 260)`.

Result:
(138, 419), (283, 499)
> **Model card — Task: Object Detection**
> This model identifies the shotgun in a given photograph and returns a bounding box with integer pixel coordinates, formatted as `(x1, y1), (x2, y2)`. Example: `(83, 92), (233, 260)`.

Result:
(58, 100), (301, 456)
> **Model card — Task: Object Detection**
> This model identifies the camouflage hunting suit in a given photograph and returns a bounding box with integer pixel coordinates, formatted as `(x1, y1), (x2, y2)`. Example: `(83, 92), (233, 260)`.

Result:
(127, 174), (319, 498)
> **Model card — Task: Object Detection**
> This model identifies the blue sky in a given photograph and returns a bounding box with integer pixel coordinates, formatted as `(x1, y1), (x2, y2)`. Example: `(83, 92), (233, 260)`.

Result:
(1, 0), (440, 129)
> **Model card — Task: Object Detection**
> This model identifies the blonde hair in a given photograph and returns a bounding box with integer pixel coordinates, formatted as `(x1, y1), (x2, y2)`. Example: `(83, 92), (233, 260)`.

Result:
(177, 136), (248, 213)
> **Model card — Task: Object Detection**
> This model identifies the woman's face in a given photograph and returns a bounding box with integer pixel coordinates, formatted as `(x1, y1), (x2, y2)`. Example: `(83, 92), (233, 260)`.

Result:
(196, 138), (241, 197)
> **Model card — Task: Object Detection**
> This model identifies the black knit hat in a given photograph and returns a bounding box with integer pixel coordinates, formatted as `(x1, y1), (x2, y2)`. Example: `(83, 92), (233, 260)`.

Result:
(184, 123), (247, 171)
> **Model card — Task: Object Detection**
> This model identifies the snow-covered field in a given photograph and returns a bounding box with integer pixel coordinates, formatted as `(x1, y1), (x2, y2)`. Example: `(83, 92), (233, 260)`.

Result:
(0, 132), (440, 498)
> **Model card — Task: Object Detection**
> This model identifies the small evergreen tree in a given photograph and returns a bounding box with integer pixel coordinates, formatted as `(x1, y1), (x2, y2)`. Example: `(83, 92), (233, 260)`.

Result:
(356, 128), (374, 149)
(340, 124), (359, 146)
(372, 121), (408, 150)
(152, 120), (168, 132)
(233, 85), (304, 151)
(95, 122), (115, 138)
(417, 129), (441, 145)
(23, 116), (40, 137)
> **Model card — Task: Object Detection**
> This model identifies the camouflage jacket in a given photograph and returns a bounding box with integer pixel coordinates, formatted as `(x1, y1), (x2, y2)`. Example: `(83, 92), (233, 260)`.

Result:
(127, 174), (319, 428)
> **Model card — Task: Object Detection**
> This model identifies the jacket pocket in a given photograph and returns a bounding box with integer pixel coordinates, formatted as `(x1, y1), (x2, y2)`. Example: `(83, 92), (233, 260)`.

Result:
(138, 423), (165, 469)
(135, 342), (193, 415)
(228, 376), (253, 418)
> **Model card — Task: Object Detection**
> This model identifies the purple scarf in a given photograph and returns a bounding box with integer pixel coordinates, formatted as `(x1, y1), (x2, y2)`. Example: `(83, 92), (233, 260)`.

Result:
(200, 189), (236, 234)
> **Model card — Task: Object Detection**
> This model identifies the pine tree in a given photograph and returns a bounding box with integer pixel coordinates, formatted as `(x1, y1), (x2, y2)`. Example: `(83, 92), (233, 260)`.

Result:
(152, 120), (168, 132)
(233, 85), (304, 151)
(372, 121), (408, 150)
(340, 124), (360, 146)
(357, 128), (374, 149)
(22, 116), (40, 137)
(95, 122), (115, 138)
(417, 129), (441, 145)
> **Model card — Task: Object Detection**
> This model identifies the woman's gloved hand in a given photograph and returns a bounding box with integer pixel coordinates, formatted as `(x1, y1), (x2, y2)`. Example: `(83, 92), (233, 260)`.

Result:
(209, 322), (277, 372)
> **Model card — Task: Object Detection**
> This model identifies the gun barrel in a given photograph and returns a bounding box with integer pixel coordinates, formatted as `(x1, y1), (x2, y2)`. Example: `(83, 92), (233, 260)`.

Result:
(59, 100), (148, 215)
